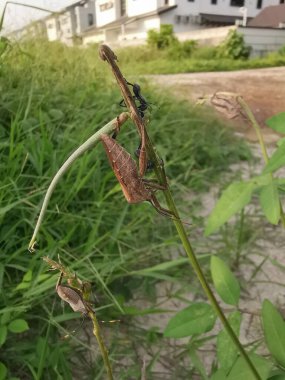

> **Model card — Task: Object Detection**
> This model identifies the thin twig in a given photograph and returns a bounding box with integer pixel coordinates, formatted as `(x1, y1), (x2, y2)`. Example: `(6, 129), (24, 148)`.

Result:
(99, 44), (147, 176)
(43, 257), (114, 380)
(28, 113), (129, 251)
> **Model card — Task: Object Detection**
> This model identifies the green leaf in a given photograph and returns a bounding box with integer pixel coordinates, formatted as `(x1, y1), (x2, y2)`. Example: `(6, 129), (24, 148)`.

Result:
(0, 312), (11, 325)
(211, 257), (240, 305)
(0, 362), (7, 380)
(205, 182), (254, 236)
(227, 353), (271, 380)
(263, 143), (285, 174)
(210, 369), (227, 380)
(22, 270), (32, 282)
(164, 303), (216, 338)
(8, 319), (29, 333)
(0, 326), (7, 347)
(189, 347), (208, 380)
(268, 373), (285, 380)
(15, 270), (33, 291)
(277, 137), (285, 147)
(217, 311), (241, 372)
(0, 264), (4, 293)
(266, 112), (285, 134)
(262, 299), (285, 368)
(259, 182), (280, 224)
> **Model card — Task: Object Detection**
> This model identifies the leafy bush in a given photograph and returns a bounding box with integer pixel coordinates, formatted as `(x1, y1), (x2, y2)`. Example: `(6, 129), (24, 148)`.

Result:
(167, 40), (197, 59)
(218, 29), (251, 60)
(278, 45), (285, 56)
(147, 24), (177, 49)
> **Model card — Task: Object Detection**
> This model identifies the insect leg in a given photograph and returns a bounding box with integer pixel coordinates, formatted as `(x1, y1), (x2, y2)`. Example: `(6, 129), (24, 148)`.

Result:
(56, 271), (64, 290)
(149, 194), (191, 226)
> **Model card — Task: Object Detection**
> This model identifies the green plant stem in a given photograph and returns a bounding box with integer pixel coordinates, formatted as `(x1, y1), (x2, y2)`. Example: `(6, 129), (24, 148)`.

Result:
(89, 310), (113, 380)
(237, 96), (285, 227)
(145, 140), (262, 380)
(28, 113), (129, 251)
(236, 208), (245, 266)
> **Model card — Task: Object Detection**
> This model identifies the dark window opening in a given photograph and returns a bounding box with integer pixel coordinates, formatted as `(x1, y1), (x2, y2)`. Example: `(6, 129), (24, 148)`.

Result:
(211, 0), (217, 4)
(230, 0), (244, 6)
(257, 0), (262, 8)
(280, 0), (285, 4)
(165, 0), (169, 5)
(121, 0), (126, 16)
(88, 13), (94, 26)
(188, 0), (195, 2)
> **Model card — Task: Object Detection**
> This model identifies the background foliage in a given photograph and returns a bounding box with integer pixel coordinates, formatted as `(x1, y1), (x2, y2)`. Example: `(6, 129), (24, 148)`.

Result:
(0, 39), (252, 379)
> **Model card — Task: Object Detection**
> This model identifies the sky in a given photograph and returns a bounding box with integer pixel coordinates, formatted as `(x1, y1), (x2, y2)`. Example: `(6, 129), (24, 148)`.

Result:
(0, 0), (78, 33)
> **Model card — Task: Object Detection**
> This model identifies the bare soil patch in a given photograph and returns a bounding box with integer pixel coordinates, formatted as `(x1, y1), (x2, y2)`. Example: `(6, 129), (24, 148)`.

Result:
(150, 67), (285, 143)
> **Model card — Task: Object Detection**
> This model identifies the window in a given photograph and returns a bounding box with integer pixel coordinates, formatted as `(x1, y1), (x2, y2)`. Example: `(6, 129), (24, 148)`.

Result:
(211, 0), (217, 4)
(188, 0), (194, 2)
(99, 2), (114, 12)
(230, 0), (244, 6)
(88, 13), (94, 26)
(257, 0), (262, 8)
(165, 0), (169, 5)
(120, 0), (126, 16)
(175, 15), (181, 23)
(280, 0), (285, 3)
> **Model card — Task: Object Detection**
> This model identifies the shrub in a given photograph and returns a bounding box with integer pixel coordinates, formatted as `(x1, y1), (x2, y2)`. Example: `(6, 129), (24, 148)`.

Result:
(147, 24), (178, 49)
(218, 29), (251, 60)
(278, 45), (285, 56)
(167, 39), (197, 59)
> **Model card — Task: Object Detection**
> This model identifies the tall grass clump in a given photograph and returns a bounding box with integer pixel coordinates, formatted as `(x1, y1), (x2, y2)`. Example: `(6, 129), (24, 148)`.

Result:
(1, 39), (250, 378)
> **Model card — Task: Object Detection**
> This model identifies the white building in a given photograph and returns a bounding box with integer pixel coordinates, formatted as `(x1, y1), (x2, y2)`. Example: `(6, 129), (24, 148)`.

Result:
(45, 0), (96, 45)
(82, 0), (284, 45)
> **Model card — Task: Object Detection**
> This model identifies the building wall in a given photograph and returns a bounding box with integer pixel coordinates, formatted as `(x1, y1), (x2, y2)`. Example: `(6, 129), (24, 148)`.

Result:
(174, 0), (281, 18)
(95, 0), (118, 27)
(238, 26), (285, 56)
(120, 15), (160, 40)
(160, 8), (202, 33)
(127, 0), (158, 17)
(75, 1), (96, 34)
(45, 17), (59, 41)
(58, 11), (75, 45)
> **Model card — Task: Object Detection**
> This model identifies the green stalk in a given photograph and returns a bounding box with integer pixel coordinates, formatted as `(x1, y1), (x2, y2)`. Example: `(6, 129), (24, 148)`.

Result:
(89, 310), (113, 380)
(145, 138), (262, 380)
(236, 208), (245, 266)
(237, 96), (285, 227)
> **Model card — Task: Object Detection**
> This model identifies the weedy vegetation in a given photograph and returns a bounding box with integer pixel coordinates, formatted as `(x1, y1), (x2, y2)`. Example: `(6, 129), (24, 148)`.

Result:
(1, 24), (285, 380)
(116, 26), (285, 75)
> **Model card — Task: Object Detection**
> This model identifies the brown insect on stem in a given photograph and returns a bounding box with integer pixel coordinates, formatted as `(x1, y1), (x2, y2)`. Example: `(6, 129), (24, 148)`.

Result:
(100, 134), (178, 219)
(56, 272), (91, 316)
(98, 44), (148, 176)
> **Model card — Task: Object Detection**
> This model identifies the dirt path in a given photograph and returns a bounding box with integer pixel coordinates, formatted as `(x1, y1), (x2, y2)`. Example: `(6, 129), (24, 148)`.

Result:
(149, 67), (285, 143)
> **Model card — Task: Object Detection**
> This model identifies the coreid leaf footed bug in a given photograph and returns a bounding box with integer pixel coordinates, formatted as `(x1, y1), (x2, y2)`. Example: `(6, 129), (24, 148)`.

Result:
(100, 134), (179, 219)
(56, 272), (90, 315)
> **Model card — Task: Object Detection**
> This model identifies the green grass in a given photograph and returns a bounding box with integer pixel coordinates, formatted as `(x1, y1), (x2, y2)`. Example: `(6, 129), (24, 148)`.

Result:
(0, 40), (251, 379)
(112, 45), (285, 75)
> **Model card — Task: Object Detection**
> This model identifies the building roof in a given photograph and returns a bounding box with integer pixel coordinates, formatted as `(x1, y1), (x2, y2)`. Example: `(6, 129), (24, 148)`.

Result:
(82, 5), (177, 36)
(247, 4), (285, 28)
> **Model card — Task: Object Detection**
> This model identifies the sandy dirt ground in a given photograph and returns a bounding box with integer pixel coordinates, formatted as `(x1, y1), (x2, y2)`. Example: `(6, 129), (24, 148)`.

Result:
(149, 67), (285, 143)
